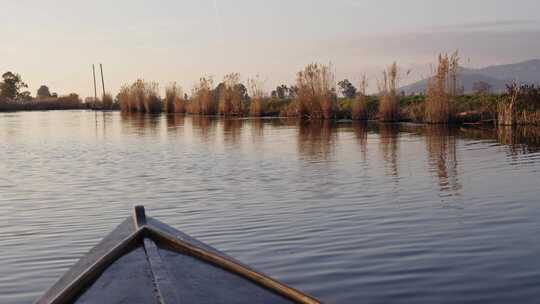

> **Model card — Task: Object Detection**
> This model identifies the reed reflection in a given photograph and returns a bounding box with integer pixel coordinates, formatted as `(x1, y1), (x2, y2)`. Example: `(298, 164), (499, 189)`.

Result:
(351, 121), (368, 162)
(222, 118), (244, 145)
(496, 126), (540, 155)
(454, 126), (540, 155)
(165, 114), (185, 131)
(424, 125), (461, 193)
(190, 116), (217, 142)
(250, 118), (265, 144)
(297, 120), (337, 161)
(120, 112), (161, 136)
(377, 123), (400, 178)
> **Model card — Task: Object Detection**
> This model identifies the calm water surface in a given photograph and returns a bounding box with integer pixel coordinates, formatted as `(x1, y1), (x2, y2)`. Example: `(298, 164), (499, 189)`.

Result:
(1, 111), (540, 303)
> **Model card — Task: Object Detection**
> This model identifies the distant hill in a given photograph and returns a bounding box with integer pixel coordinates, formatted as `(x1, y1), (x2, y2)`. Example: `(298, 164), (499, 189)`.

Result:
(401, 59), (540, 94)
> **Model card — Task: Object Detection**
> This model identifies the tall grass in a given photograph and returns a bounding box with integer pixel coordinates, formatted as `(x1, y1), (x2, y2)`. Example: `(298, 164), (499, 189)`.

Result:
(378, 62), (400, 122)
(352, 75), (368, 120)
(295, 63), (336, 119)
(247, 75), (265, 117)
(218, 73), (242, 116)
(425, 52), (459, 123)
(118, 79), (161, 113)
(117, 85), (131, 112)
(498, 83), (519, 126)
(164, 83), (185, 113)
(0, 93), (84, 111)
(497, 83), (540, 126)
(188, 77), (215, 115)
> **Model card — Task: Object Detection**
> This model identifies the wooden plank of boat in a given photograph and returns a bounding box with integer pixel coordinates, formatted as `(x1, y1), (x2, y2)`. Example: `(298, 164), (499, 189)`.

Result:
(34, 206), (321, 304)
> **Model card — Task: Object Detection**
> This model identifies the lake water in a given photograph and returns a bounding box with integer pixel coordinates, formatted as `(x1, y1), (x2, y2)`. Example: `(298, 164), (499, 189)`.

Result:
(1, 111), (540, 304)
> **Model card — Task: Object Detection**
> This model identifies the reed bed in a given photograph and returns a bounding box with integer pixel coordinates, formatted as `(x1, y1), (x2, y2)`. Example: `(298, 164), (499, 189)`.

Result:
(247, 75), (266, 117)
(425, 52), (459, 124)
(497, 84), (519, 126)
(219, 73), (242, 116)
(497, 84), (540, 126)
(0, 94), (84, 111)
(352, 75), (368, 120)
(188, 77), (215, 115)
(164, 83), (185, 113)
(295, 63), (337, 119)
(378, 62), (400, 122)
(4, 50), (536, 126)
(118, 80), (161, 113)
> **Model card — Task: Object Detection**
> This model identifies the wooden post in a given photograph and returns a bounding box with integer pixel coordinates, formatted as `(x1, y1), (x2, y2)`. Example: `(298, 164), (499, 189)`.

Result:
(100, 64), (106, 98)
(92, 64), (98, 107)
(132, 205), (147, 229)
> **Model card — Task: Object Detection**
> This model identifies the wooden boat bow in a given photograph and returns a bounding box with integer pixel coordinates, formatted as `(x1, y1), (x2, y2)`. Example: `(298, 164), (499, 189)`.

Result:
(35, 206), (321, 304)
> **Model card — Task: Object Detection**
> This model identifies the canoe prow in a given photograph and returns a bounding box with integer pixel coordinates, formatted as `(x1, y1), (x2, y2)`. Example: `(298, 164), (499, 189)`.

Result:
(35, 206), (321, 304)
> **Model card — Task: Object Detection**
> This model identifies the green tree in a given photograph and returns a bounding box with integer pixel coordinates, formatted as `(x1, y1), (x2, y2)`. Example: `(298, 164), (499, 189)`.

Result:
(338, 79), (357, 99)
(0, 72), (28, 100)
(276, 85), (289, 99)
(234, 83), (248, 101)
(37, 85), (52, 98)
(18, 91), (32, 101)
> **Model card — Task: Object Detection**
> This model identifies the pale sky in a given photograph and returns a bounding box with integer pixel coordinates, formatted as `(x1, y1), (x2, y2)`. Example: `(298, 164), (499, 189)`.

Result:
(1, 0), (539, 96)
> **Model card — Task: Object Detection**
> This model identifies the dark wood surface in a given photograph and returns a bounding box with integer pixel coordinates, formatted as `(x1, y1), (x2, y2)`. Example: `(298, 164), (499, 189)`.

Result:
(75, 246), (158, 304)
(35, 207), (320, 304)
(34, 218), (137, 304)
(158, 246), (293, 303)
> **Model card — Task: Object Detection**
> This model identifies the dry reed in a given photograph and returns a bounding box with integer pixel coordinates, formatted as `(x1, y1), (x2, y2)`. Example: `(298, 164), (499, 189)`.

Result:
(352, 75), (368, 120)
(295, 63), (336, 119)
(188, 77), (215, 115)
(247, 75), (266, 117)
(425, 52), (459, 123)
(118, 79), (162, 113)
(164, 83), (184, 113)
(219, 73), (242, 116)
(378, 62), (400, 122)
(498, 82), (519, 126)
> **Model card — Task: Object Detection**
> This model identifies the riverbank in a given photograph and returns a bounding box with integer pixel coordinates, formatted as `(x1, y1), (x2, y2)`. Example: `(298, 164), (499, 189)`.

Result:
(0, 95), (87, 112)
(113, 60), (539, 126)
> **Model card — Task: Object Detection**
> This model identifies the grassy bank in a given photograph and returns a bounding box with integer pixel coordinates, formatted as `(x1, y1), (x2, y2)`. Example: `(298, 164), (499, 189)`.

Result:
(113, 58), (539, 125)
(0, 94), (86, 111)
(3, 57), (538, 125)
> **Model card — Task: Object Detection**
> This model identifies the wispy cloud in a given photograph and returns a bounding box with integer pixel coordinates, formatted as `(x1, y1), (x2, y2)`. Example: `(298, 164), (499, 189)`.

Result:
(431, 19), (539, 31)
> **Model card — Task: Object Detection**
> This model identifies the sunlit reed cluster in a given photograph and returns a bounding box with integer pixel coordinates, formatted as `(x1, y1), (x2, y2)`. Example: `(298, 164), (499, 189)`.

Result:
(352, 75), (368, 120)
(294, 63), (337, 119)
(248, 75), (266, 117)
(378, 62), (400, 122)
(118, 80), (161, 113)
(424, 52), (459, 124)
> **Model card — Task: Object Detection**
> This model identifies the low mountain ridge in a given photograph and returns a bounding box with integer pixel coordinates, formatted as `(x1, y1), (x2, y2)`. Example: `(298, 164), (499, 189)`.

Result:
(401, 59), (540, 94)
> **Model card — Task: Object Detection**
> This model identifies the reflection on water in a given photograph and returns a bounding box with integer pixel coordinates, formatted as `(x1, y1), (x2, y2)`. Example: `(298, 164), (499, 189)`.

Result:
(191, 116), (216, 141)
(222, 118), (244, 145)
(120, 112), (161, 136)
(1, 111), (540, 304)
(166, 113), (185, 130)
(351, 121), (368, 162)
(378, 124), (400, 178)
(297, 120), (337, 161)
(424, 126), (461, 193)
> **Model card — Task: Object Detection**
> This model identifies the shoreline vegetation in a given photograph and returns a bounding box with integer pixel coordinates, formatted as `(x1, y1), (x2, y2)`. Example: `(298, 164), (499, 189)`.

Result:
(1, 53), (540, 126)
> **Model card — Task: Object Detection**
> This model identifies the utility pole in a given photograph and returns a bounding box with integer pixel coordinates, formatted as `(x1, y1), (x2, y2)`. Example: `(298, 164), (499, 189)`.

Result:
(92, 64), (98, 106)
(100, 63), (106, 98)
